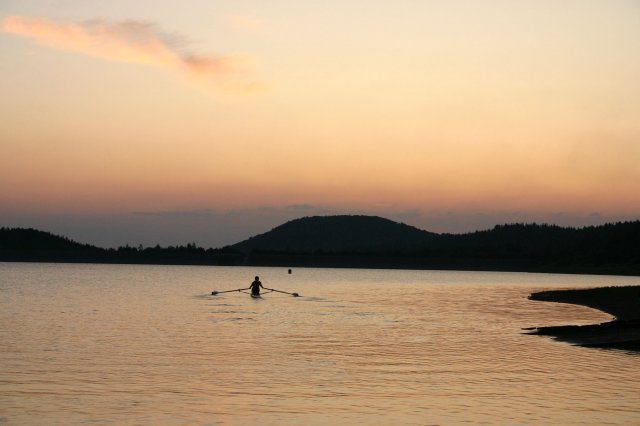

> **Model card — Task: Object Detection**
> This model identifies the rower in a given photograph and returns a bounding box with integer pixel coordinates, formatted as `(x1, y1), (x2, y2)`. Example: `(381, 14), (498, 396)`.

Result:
(250, 276), (264, 296)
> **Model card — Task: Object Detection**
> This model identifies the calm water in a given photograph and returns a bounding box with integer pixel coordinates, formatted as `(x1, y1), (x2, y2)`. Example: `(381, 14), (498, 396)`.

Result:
(1, 263), (639, 425)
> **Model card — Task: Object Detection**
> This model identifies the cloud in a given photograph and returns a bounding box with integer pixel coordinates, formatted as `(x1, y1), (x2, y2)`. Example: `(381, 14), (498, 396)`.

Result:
(1, 15), (262, 95)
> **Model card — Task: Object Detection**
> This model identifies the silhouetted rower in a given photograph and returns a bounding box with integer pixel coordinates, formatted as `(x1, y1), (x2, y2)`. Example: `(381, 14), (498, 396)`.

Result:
(250, 276), (264, 296)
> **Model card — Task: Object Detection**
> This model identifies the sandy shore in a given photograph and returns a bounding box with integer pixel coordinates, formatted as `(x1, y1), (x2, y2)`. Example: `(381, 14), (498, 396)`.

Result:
(526, 285), (640, 351)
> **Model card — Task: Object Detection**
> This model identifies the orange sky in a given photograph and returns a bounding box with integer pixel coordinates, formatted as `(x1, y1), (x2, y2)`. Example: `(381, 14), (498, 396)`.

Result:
(1, 1), (639, 246)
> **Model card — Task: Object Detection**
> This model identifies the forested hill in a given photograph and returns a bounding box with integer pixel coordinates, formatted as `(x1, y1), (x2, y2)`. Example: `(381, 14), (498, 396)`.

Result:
(233, 215), (438, 253)
(0, 227), (238, 265)
(0, 228), (101, 252)
(232, 216), (640, 275)
(1, 217), (639, 275)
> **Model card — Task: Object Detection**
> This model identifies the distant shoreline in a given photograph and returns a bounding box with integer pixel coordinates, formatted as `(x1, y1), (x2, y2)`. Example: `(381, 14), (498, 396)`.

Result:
(3, 219), (640, 276)
(526, 286), (640, 351)
(1, 257), (640, 277)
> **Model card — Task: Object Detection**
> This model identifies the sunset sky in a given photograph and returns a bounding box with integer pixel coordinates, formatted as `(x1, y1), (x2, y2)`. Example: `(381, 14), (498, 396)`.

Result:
(1, 1), (639, 248)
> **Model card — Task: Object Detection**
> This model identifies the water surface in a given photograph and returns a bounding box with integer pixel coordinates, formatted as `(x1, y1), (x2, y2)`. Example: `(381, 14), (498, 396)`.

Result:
(1, 263), (639, 424)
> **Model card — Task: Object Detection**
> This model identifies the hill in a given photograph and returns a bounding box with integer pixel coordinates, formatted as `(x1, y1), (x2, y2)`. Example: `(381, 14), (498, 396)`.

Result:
(0, 227), (98, 251)
(232, 216), (640, 275)
(233, 215), (437, 253)
(2, 217), (639, 275)
(0, 227), (241, 265)
(0, 227), (104, 261)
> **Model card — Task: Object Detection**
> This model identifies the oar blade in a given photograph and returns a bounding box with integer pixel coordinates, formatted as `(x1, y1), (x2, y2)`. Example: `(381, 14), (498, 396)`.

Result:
(212, 288), (247, 295)
(265, 287), (300, 297)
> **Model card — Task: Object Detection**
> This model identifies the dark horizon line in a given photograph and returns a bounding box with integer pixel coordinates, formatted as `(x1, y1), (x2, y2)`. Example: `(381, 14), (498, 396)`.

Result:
(2, 217), (639, 277)
(2, 214), (640, 250)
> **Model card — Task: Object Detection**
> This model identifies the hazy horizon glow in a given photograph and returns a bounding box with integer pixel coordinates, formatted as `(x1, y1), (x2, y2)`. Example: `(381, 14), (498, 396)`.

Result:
(1, 1), (639, 247)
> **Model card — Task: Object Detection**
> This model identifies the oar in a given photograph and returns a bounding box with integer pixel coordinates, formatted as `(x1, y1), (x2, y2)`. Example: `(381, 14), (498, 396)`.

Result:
(264, 287), (300, 297)
(211, 287), (249, 295)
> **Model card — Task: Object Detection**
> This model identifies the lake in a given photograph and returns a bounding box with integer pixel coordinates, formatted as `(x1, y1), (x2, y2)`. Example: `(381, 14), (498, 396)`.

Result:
(1, 262), (639, 425)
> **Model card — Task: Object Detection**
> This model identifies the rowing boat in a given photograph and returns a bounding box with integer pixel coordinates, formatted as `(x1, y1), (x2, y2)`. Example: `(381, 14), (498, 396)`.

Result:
(212, 287), (299, 297)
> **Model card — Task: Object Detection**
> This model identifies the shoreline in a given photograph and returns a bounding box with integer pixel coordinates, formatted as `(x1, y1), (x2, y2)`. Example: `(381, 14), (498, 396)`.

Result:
(1, 258), (639, 277)
(526, 286), (640, 351)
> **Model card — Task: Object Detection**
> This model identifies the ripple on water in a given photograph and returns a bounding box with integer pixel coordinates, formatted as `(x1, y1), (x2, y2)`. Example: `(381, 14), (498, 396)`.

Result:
(1, 264), (639, 425)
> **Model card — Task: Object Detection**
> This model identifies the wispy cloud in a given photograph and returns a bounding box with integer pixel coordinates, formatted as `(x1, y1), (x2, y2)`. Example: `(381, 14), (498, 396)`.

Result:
(2, 15), (262, 95)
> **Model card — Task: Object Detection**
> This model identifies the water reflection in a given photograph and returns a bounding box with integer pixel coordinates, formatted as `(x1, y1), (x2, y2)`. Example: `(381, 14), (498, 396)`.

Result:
(0, 263), (638, 425)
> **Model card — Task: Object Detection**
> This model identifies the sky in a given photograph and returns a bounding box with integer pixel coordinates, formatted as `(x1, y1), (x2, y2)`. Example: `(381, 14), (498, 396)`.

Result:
(1, 0), (639, 248)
